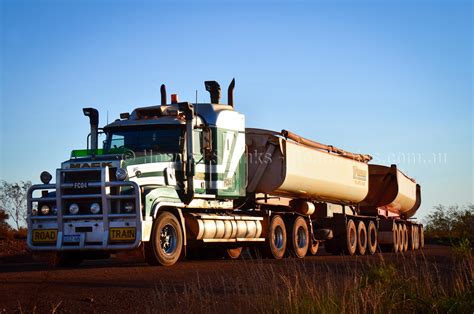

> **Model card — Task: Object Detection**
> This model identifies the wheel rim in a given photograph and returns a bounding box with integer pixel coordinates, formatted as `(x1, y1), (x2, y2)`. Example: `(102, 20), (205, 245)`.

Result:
(273, 225), (284, 249)
(296, 226), (307, 249)
(160, 224), (178, 255)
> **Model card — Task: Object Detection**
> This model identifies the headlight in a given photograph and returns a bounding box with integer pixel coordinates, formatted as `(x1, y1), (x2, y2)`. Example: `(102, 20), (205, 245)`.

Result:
(32, 208), (38, 216)
(69, 203), (79, 215)
(116, 168), (128, 181)
(90, 203), (101, 214)
(123, 202), (134, 213)
(40, 205), (50, 215)
(40, 171), (52, 184)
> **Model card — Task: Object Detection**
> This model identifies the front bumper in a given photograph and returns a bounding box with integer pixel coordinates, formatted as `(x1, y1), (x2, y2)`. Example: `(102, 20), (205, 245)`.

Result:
(27, 167), (142, 251)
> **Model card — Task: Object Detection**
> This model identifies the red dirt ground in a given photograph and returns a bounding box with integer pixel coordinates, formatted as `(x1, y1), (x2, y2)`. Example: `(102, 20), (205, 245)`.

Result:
(0, 244), (456, 313)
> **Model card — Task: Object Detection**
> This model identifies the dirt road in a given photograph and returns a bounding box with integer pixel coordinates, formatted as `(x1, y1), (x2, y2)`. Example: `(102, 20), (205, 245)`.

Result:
(0, 245), (457, 313)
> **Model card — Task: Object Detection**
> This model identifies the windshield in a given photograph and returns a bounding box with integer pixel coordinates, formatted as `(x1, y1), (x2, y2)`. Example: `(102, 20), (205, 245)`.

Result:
(104, 126), (185, 158)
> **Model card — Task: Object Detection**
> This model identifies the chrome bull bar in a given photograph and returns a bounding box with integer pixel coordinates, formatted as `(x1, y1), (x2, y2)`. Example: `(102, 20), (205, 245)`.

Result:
(27, 166), (142, 251)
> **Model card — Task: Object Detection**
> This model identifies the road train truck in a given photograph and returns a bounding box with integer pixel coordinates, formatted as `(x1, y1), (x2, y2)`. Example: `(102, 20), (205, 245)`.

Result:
(27, 80), (424, 266)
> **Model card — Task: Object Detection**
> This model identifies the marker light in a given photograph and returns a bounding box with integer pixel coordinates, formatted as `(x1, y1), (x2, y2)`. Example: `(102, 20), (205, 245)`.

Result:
(90, 203), (101, 214)
(116, 168), (128, 181)
(40, 205), (50, 215)
(69, 203), (79, 215)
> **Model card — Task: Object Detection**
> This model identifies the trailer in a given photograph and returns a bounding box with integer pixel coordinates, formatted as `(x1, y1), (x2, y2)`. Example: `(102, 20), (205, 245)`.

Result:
(27, 79), (423, 266)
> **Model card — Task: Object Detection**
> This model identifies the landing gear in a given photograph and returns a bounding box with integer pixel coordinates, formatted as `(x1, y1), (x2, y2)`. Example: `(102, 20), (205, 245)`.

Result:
(226, 247), (243, 259)
(144, 211), (183, 266)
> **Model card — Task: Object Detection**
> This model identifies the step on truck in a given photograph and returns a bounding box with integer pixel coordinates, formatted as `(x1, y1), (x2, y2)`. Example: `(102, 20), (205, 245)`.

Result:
(27, 79), (424, 266)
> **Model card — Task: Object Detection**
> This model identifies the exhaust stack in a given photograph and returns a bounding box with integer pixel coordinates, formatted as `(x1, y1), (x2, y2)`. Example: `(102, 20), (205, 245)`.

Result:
(160, 84), (167, 105)
(205, 81), (221, 104)
(228, 78), (235, 107)
(82, 108), (99, 150)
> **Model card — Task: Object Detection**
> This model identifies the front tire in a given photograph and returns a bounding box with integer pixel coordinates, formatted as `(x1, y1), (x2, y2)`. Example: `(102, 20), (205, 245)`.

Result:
(144, 212), (183, 266)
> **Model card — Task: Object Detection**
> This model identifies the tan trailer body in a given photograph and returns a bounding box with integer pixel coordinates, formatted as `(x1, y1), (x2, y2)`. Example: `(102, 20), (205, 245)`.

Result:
(360, 164), (421, 218)
(246, 129), (369, 205)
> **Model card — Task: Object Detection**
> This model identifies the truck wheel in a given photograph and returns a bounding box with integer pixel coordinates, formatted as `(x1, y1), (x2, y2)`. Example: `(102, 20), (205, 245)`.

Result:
(356, 221), (367, 255)
(409, 225), (415, 251)
(392, 224), (399, 253)
(50, 252), (83, 267)
(413, 225), (419, 250)
(145, 212), (183, 266)
(265, 215), (287, 259)
(308, 241), (319, 256)
(402, 224), (408, 252)
(419, 226), (424, 248)
(226, 247), (243, 259)
(398, 224), (405, 253)
(345, 219), (357, 256)
(288, 216), (309, 258)
(367, 221), (377, 255)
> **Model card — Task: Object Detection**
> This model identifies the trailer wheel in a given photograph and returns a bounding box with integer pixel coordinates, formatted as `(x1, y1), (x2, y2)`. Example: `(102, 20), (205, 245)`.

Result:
(419, 226), (424, 248)
(402, 224), (408, 252)
(265, 215), (287, 259)
(356, 221), (367, 255)
(398, 224), (405, 253)
(413, 225), (419, 250)
(408, 225), (415, 250)
(345, 219), (357, 256)
(226, 247), (243, 259)
(392, 224), (399, 253)
(50, 252), (83, 267)
(145, 211), (183, 266)
(367, 221), (377, 255)
(288, 216), (309, 258)
(308, 241), (319, 256)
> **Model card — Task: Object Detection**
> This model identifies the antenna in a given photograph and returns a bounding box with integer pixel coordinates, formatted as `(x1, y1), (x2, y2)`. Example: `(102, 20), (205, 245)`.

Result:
(194, 90), (198, 127)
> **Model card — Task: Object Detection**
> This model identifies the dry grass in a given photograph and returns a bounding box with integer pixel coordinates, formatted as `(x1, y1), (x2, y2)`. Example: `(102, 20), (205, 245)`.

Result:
(146, 252), (473, 313)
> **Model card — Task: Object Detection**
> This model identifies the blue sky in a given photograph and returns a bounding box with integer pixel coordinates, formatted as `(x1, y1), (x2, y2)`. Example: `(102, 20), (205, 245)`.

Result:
(1, 0), (472, 221)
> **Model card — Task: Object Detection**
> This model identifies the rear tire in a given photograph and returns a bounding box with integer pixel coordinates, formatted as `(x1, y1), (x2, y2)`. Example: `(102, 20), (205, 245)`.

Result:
(419, 225), (424, 249)
(409, 225), (415, 250)
(345, 219), (357, 256)
(402, 224), (408, 252)
(356, 221), (367, 255)
(144, 211), (183, 266)
(50, 252), (83, 267)
(265, 215), (287, 259)
(413, 225), (420, 250)
(288, 216), (309, 258)
(398, 224), (405, 253)
(392, 224), (399, 253)
(367, 221), (377, 255)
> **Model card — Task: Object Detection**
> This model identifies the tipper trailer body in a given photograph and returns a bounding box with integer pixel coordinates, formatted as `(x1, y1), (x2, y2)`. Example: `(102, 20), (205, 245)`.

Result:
(27, 80), (423, 266)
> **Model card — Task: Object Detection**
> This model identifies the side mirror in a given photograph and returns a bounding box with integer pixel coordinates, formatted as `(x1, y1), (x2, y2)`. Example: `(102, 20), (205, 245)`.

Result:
(201, 127), (213, 161)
